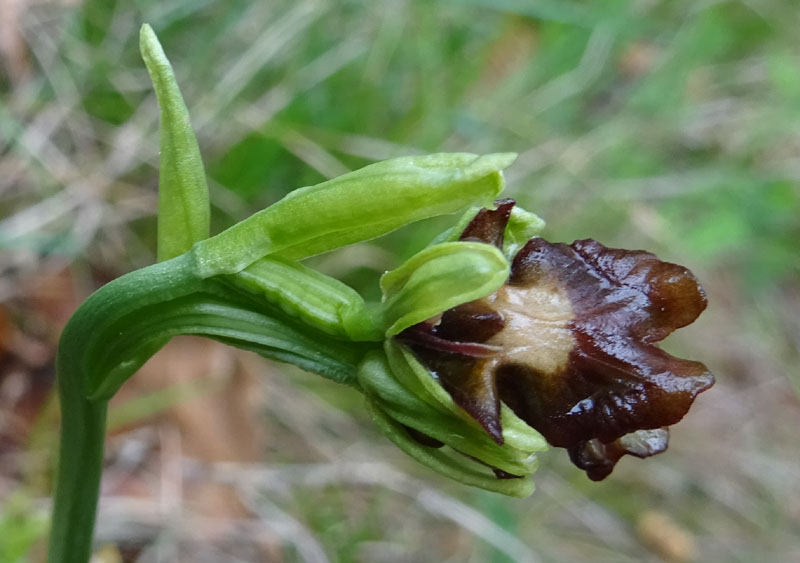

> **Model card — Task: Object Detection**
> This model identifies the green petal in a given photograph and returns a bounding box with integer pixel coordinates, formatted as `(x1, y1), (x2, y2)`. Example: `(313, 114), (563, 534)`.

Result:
(381, 242), (509, 336)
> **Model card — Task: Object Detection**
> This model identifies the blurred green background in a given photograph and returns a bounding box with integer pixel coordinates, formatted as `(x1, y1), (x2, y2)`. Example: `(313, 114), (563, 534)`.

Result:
(1, 0), (799, 561)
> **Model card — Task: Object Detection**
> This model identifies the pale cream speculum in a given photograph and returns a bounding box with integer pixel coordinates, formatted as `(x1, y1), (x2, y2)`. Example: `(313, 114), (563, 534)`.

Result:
(483, 281), (575, 379)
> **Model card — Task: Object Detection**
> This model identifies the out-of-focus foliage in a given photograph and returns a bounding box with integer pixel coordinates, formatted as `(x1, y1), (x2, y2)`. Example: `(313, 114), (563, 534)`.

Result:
(1, 0), (799, 561)
(0, 496), (46, 562)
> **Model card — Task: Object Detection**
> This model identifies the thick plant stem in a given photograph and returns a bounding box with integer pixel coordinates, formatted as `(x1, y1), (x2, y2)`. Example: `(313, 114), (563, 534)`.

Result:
(48, 366), (108, 563)
(46, 256), (198, 562)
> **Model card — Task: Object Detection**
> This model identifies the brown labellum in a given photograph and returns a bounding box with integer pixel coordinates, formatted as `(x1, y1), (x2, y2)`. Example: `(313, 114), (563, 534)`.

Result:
(399, 200), (714, 480)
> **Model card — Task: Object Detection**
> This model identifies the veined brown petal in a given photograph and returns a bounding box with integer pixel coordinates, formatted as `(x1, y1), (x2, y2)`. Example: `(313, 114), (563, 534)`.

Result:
(400, 200), (714, 480)
(500, 237), (714, 448)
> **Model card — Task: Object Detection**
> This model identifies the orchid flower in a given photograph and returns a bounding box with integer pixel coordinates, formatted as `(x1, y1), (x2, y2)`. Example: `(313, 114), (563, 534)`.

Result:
(48, 25), (713, 562)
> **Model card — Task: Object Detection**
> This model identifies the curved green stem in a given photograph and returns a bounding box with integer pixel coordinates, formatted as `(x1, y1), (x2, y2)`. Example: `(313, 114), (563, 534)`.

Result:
(49, 379), (107, 563)
(94, 294), (373, 392)
(48, 254), (377, 561)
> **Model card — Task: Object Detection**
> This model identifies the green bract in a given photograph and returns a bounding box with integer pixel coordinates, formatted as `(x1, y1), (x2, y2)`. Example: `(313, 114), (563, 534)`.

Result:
(140, 24), (210, 261)
(190, 151), (516, 277)
(48, 25), (546, 563)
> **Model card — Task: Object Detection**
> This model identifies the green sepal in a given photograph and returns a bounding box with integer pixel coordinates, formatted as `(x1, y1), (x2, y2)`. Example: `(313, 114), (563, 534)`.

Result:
(140, 24), (210, 261)
(380, 241), (509, 336)
(223, 256), (382, 341)
(360, 352), (540, 477)
(191, 152), (517, 277)
(383, 340), (547, 454)
(365, 400), (534, 498)
(358, 350), (537, 497)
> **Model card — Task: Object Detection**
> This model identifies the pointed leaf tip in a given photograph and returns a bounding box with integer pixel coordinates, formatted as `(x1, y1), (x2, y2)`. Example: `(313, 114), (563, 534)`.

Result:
(141, 23), (210, 261)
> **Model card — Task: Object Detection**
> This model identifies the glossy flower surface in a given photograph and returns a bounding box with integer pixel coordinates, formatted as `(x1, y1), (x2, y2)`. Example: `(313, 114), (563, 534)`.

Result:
(400, 200), (714, 480)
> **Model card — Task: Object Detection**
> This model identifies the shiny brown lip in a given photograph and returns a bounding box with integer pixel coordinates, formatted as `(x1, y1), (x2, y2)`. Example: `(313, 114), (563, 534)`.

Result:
(399, 199), (714, 480)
